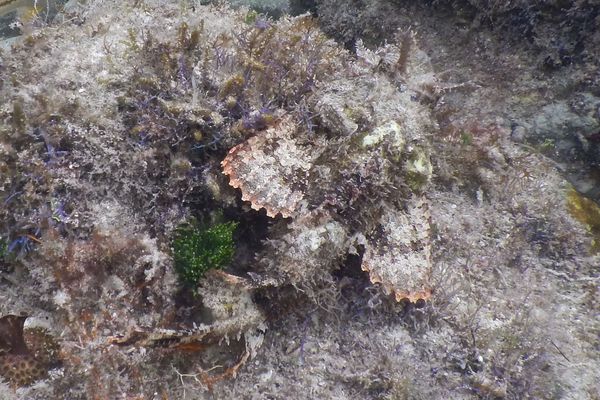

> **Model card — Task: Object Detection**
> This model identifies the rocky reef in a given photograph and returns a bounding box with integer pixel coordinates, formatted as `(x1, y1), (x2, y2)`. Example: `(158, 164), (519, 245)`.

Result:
(0, 1), (598, 399)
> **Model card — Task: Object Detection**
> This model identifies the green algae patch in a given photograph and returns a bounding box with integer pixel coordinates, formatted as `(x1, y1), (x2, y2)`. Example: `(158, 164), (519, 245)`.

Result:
(404, 146), (433, 193)
(567, 188), (600, 254)
(172, 221), (238, 285)
(0, 237), (7, 264)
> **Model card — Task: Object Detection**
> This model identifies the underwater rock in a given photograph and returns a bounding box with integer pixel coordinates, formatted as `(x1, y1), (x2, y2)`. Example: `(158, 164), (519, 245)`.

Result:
(0, 1), (598, 399)
(1, 1), (436, 394)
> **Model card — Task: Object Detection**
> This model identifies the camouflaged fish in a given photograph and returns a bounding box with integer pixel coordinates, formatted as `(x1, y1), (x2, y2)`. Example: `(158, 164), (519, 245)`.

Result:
(222, 33), (437, 303)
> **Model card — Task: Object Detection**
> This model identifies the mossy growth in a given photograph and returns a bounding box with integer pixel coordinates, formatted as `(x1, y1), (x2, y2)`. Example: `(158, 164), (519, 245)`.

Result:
(460, 131), (473, 146)
(11, 100), (26, 133)
(0, 237), (7, 260)
(566, 188), (600, 253)
(172, 220), (238, 285)
(0, 237), (12, 269)
(244, 10), (259, 24)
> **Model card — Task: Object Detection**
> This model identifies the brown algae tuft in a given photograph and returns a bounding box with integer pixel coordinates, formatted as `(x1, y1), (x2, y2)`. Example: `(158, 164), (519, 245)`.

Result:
(567, 187), (600, 253)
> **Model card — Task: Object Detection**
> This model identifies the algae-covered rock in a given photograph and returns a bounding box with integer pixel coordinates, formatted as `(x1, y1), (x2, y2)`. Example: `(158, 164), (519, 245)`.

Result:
(0, 1), (598, 399)
(0, 1), (437, 396)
